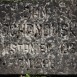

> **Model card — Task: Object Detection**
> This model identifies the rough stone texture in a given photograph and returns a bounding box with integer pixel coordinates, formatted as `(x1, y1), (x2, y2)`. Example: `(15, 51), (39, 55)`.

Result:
(0, 0), (77, 74)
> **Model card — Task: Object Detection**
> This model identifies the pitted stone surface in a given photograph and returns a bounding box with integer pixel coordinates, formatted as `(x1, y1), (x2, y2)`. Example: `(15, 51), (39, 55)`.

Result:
(0, 0), (77, 74)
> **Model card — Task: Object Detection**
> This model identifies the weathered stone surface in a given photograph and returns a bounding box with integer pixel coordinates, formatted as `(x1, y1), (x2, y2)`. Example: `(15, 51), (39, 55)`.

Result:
(0, 0), (77, 74)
